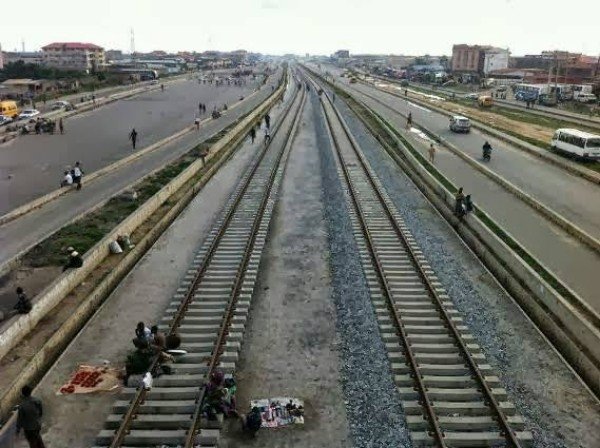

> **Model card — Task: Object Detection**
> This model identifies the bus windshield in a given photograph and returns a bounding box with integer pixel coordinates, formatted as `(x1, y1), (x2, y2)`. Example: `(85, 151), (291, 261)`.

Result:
(586, 138), (600, 148)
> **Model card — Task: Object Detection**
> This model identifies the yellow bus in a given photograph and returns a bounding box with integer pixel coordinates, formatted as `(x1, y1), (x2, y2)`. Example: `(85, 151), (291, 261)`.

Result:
(0, 100), (20, 118)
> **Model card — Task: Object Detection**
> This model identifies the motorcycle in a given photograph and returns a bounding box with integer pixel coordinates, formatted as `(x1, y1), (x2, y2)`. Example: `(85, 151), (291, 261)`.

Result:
(482, 146), (491, 162)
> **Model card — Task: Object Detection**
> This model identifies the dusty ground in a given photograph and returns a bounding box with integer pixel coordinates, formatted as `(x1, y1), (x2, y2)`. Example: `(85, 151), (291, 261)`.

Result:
(220, 98), (349, 447)
(0, 266), (61, 317)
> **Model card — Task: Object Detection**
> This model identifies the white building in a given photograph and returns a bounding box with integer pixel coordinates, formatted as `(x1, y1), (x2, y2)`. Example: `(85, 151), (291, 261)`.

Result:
(483, 48), (509, 75)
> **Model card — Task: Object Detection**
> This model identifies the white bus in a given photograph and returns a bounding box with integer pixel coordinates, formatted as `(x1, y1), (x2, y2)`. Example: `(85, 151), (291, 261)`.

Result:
(551, 128), (600, 159)
(572, 84), (593, 100)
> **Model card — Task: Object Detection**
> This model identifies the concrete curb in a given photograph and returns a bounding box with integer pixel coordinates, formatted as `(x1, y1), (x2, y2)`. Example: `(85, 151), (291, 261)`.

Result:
(0, 78), (284, 365)
(0, 83), (262, 228)
(366, 79), (600, 186)
(362, 101), (600, 397)
(355, 82), (600, 256)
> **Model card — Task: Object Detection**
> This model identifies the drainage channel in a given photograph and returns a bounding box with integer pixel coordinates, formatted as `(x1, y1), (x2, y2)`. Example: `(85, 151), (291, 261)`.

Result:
(304, 69), (533, 447)
(95, 76), (306, 448)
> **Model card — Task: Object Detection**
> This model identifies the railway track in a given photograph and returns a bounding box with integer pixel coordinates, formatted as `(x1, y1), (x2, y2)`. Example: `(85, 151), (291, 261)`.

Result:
(303, 69), (534, 447)
(95, 75), (306, 448)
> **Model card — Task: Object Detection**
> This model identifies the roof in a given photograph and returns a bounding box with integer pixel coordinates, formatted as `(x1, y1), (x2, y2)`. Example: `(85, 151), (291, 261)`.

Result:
(1, 78), (45, 86)
(42, 42), (104, 51)
(556, 129), (600, 139)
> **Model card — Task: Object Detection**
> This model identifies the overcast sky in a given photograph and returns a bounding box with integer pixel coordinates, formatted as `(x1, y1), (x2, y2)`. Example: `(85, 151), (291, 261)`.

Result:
(1, 0), (599, 56)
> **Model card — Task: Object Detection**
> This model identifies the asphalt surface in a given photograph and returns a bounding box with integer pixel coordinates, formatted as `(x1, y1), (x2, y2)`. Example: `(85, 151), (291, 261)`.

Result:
(0, 75), (262, 214)
(315, 64), (600, 315)
(0, 72), (283, 278)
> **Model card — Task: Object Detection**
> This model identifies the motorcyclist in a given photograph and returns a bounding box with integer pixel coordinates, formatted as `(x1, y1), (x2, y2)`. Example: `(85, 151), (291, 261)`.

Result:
(482, 141), (492, 160)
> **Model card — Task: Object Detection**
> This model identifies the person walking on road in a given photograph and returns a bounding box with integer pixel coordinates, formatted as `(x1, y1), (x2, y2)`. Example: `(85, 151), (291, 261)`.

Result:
(265, 113), (271, 129)
(194, 117), (201, 130)
(59, 118), (64, 135)
(17, 385), (46, 448)
(72, 161), (83, 190)
(406, 112), (413, 129)
(428, 143), (436, 164)
(264, 128), (271, 145)
(249, 127), (256, 144)
(129, 128), (138, 150)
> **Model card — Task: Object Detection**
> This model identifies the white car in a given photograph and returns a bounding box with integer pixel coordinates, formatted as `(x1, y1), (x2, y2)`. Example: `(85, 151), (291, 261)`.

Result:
(576, 93), (598, 104)
(51, 100), (71, 110)
(18, 109), (40, 119)
(0, 115), (13, 126)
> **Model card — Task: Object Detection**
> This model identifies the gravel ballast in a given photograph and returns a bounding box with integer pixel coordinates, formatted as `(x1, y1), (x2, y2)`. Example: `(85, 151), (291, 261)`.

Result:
(331, 93), (600, 448)
(312, 92), (412, 448)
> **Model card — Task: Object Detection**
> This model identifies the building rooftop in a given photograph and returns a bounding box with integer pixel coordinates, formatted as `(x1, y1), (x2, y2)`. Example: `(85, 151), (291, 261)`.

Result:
(42, 42), (104, 50)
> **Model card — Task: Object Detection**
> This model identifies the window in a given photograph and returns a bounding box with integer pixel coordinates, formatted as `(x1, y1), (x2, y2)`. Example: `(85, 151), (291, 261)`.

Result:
(586, 138), (600, 148)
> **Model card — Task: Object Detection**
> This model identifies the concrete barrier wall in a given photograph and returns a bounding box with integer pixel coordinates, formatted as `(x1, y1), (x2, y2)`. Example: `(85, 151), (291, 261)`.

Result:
(366, 109), (600, 395)
(0, 79), (285, 364)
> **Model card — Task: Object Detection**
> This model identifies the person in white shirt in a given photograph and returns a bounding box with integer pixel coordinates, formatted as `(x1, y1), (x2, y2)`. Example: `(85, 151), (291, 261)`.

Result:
(61, 170), (73, 188)
(72, 161), (83, 190)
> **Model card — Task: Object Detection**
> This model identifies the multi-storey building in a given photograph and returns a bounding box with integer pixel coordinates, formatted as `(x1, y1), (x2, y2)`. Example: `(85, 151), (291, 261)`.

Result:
(42, 42), (105, 72)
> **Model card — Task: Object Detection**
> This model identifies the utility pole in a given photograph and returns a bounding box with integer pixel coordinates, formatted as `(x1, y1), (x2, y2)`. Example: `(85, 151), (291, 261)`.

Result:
(130, 28), (136, 62)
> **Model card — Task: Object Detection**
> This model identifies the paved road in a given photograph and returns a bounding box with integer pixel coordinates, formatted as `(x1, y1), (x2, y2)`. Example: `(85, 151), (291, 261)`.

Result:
(316, 65), (600, 314)
(0, 71), (285, 280)
(338, 73), (600, 242)
(0, 75), (263, 214)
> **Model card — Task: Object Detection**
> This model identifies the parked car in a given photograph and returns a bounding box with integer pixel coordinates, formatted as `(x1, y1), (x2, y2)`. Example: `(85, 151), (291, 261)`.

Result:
(449, 115), (471, 133)
(0, 115), (13, 126)
(51, 100), (71, 110)
(18, 109), (40, 120)
(576, 93), (598, 104)
(464, 93), (479, 100)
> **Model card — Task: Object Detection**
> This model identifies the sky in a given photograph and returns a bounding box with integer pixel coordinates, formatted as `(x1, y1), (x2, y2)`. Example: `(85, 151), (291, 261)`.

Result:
(1, 0), (599, 56)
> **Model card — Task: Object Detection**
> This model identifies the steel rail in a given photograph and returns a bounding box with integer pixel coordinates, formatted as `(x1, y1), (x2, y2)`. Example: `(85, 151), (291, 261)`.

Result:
(108, 76), (300, 448)
(183, 86), (306, 447)
(305, 68), (521, 447)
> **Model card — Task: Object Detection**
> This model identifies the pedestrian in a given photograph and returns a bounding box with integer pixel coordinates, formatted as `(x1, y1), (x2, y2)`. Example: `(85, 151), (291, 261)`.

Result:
(199, 102), (202, 114)
(264, 113), (271, 129)
(72, 161), (83, 190)
(428, 143), (436, 164)
(249, 127), (256, 144)
(194, 117), (201, 130)
(406, 112), (413, 129)
(62, 250), (83, 272)
(465, 194), (473, 214)
(34, 120), (41, 135)
(92, 95), (96, 107)
(129, 128), (138, 149)
(61, 170), (73, 188)
(241, 406), (262, 438)
(405, 89), (408, 97)
(454, 187), (465, 218)
(14, 287), (32, 315)
(58, 117), (64, 134)
(16, 385), (46, 448)
(264, 128), (271, 145)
